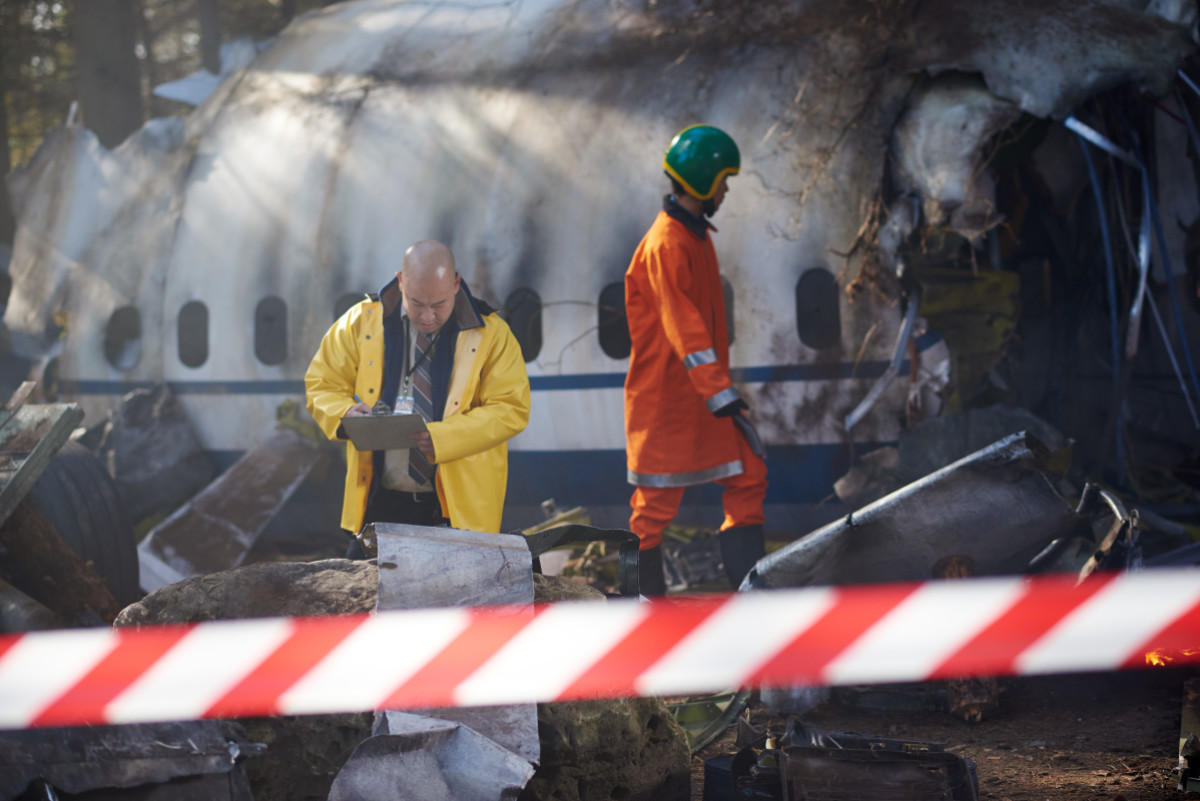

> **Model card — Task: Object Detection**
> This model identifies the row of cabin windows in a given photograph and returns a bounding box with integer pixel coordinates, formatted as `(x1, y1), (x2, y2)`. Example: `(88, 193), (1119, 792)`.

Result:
(101, 269), (841, 370)
(106, 297), (292, 370)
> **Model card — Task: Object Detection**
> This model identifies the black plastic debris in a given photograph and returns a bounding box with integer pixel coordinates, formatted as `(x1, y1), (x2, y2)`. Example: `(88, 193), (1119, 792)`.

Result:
(704, 721), (979, 801)
(780, 743), (977, 801)
(0, 721), (264, 801)
(663, 533), (726, 591)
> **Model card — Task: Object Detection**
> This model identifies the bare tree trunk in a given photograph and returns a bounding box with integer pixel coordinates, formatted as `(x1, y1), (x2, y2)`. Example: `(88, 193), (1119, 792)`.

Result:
(0, 60), (15, 246)
(135, 0), (164, 118)
(71, 0), (145, 149)
(195, 0), (221, 75)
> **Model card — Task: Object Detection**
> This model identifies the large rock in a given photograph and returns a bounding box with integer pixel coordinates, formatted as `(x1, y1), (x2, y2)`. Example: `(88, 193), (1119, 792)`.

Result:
(522, 698), (690, 801)
(116, 560), (691, 801)
(115, 559), (378, 801)
(115, 558), (376, 625)
(527, 575), (691, 800)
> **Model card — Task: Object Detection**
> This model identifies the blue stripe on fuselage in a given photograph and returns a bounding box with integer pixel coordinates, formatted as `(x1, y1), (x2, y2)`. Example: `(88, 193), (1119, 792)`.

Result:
(505, 444), (862, 507)
(206, 442), (874, 508)
(58, 355), (923, 396)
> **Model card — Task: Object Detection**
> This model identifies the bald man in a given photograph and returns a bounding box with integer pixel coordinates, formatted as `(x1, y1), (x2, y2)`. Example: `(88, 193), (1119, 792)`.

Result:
(306, 240), (531, 541)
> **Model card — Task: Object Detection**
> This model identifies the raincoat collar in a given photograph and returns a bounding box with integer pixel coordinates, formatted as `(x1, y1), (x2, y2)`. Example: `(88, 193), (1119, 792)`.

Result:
(374, 274), (487, 330)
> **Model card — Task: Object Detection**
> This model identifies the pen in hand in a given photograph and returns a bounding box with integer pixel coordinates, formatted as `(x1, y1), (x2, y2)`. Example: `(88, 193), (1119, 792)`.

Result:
(345, 394), (371, 418)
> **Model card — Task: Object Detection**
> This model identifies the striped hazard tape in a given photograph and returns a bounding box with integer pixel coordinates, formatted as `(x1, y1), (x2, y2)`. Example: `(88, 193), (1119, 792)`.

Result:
(1, 568), (1198, 730)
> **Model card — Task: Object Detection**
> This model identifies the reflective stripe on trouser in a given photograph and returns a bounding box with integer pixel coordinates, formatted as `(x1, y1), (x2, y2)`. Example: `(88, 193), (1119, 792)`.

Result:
(629, 431), (768, 549)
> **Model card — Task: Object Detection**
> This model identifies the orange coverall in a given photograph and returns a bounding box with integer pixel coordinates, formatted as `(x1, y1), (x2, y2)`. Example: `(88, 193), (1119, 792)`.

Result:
(624, 202), (767, 550)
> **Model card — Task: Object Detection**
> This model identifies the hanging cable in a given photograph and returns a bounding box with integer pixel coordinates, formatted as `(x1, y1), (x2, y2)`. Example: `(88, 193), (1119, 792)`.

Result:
(1074, 132), (1125, 481)
(1111, 158), (1200, 428)
(1139, 144), (1200, 407)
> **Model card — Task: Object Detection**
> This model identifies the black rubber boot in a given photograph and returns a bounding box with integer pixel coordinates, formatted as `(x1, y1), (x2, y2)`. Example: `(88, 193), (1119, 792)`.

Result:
(638, 545), (666, 597)
(719, 524), (765, 589)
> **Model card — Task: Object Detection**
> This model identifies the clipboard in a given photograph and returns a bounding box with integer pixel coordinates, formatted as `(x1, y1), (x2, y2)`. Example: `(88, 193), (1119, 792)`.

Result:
(341, 413), (428, 451)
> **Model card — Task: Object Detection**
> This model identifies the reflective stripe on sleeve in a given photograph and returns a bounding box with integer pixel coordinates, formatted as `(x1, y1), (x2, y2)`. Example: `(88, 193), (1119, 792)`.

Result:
(683, 348), (717, 371)
(706, 387), (740, 413)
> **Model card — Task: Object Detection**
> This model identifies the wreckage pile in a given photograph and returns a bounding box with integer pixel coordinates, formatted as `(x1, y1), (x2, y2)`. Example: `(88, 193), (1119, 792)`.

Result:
(0, 378), (1195, 799)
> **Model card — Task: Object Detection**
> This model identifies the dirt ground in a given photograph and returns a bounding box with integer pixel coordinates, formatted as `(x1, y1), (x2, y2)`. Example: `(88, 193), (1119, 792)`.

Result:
(690, 667), (1196, 801)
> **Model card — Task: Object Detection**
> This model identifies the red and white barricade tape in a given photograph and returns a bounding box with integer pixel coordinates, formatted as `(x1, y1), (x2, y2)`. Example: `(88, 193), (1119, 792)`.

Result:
(1, 568), (1198, 730)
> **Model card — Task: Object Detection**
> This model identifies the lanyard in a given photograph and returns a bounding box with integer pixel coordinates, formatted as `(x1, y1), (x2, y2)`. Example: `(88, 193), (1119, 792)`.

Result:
(400, 318), (437, 398)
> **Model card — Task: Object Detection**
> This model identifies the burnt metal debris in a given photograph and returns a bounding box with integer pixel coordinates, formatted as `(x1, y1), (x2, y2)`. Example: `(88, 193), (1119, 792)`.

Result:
(138, 425), (324, 592)
(0, 721), (264, 801)
(746, 432), (1086, 591)
(705, 718), (978, 801)
(329, 723), (532, 801)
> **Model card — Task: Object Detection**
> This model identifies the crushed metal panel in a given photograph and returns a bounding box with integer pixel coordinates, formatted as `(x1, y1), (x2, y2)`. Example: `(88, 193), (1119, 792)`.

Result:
(748, 432), (1085, 589)
(138, 426), (323, 591)
(373, 523), (535, 609)
(329, 717), (534, 801)
(373, 523), (539, 767)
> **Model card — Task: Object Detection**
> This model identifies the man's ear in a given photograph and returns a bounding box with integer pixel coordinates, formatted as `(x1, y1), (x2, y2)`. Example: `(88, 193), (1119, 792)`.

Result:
(453, 273), (461, 293)
(396, 271), (404, 292)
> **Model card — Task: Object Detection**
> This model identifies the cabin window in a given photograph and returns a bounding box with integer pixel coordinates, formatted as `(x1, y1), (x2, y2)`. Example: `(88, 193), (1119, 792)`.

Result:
(104, 305), (142, 370)
(722, 277), (735, 346)
(598, 282), (631, 360)
(334, 292), (364, 321)
(795, 267), (841, 350)
(177, 300), (209, 368)
(255, 295), (288, 366)
(504, 288), (543, 362)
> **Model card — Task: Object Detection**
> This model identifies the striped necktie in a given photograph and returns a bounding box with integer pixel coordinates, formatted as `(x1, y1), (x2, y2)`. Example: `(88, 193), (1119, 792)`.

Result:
(408, 330), (436, 486)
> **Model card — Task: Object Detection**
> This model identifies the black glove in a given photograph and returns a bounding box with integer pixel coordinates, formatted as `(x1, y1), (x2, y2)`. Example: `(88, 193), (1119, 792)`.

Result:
(713, 398), (749, 418)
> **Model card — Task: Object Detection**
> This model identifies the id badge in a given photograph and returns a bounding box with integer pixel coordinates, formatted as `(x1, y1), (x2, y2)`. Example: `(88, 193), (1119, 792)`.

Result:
(394, 394), (414, 414)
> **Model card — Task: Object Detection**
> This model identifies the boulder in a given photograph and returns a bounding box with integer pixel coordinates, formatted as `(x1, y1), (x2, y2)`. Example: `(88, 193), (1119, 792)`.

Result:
(115, 558), (376, 626)
(115, 559), (378, 801)
(522, 698), (690, 801)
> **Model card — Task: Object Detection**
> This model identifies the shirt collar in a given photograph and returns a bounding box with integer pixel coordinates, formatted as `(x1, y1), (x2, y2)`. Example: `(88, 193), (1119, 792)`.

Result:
(663, 194), (716, 240)
(376, 275), (485, 331)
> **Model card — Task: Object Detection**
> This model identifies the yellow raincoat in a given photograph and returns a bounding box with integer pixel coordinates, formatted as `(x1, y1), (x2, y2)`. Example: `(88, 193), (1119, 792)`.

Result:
(305, 285), (530, 533)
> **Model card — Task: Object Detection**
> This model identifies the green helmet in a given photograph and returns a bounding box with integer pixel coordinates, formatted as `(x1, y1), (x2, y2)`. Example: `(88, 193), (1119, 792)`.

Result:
(662, 124), (740, 200)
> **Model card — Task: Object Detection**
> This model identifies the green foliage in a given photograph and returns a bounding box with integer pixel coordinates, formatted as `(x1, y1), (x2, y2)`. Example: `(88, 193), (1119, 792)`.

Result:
(2, 0), (74, 167)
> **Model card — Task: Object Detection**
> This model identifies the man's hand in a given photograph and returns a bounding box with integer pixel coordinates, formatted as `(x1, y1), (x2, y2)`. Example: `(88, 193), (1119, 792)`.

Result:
(713, 398), (749, 418)
(410, 431), (436, 459)
(344, 402), (372, 418)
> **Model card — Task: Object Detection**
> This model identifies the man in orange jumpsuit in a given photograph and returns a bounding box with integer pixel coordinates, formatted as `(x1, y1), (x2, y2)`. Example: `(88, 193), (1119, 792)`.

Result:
(624, 124), (768, 596)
